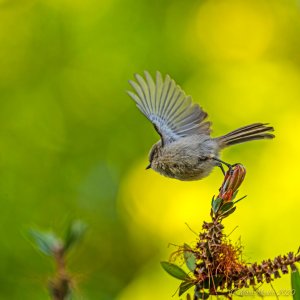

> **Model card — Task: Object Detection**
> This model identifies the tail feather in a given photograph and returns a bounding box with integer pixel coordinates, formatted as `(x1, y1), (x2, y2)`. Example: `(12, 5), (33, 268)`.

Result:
(223, 123), (270, 137)
(217, 123), (275, 148)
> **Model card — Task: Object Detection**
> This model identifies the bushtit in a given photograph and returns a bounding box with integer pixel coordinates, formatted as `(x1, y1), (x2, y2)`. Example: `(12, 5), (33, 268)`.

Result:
(127, 71), (274, 181)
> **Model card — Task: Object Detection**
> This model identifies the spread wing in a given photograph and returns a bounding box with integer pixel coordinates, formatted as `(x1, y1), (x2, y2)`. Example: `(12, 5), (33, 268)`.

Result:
(127, 71), (211, 146)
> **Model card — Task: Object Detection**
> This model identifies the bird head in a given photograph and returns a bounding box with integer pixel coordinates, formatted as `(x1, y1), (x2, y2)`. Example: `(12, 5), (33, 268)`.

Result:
(146, 142), (161, 170)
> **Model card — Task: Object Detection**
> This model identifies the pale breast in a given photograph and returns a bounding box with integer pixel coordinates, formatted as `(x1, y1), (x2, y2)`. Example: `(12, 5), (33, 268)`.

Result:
(151, 135), (219, 181)
(153, 159), (215, 181)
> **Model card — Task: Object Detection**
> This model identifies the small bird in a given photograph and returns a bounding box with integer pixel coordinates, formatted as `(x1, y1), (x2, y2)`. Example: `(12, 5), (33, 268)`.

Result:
(127, 71), (275, 181)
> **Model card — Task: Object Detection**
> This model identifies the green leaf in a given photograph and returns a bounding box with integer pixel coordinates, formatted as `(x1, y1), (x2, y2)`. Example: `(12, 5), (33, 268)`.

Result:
(211, 195), (215, 206)
(291, 267), (300, 300)
(199, 278), (210, 289)
(234, 195), (247, 205)
(212, 198), (223, 213)
(220, 202), (234, 213)
(221, 206), (236, 218)
(231, 190), (239, 201)
(64, 220), (87, 252)
(195, 290), (210, 299)
(161, 261), (189, 280)
(214, 275), (223, 286)
(29, 229), (62, 256)
(198, 276), (222, 289)
(179, 281), (194, 296)
(184, 244), (197, 272)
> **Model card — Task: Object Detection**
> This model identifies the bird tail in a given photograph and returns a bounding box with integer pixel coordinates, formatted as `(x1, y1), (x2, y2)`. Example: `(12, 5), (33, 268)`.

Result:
(216, 123), (275, 149)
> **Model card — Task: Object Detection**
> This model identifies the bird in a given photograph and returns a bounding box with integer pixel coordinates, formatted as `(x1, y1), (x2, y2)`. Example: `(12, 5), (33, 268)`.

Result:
(127, 71), (275, 181)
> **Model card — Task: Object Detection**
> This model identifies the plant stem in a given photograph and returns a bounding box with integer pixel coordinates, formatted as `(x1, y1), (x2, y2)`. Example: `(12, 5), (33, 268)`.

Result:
(49, 247), (70, 300)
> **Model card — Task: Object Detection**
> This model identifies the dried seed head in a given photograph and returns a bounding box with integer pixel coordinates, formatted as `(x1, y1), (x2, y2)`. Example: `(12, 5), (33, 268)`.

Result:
(164, 162), (300, 300)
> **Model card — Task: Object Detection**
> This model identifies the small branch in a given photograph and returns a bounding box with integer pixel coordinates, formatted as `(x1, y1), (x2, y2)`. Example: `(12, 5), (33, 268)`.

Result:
(29, 220), (87, 300)
(49, 247), (71, 300)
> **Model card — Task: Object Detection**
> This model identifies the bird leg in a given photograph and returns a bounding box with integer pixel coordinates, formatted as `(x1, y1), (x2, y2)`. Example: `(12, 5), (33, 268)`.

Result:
(211, 157), (235, 175)
(217, 163), (226, 175)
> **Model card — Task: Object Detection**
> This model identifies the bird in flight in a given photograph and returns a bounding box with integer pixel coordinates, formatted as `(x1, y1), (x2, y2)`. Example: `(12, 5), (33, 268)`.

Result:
(127, 71), (274, 181)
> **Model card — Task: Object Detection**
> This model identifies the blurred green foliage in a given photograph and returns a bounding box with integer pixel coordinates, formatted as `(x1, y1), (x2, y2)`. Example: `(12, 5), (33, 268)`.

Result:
(0, 0), (300, 299)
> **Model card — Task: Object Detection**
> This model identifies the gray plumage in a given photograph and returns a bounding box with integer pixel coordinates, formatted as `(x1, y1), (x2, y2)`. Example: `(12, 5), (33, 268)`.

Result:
(127, 71), (275, 181)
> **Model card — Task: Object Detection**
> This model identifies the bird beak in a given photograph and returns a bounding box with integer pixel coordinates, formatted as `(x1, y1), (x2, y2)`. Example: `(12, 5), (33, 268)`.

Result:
(145, 164), (151, 170)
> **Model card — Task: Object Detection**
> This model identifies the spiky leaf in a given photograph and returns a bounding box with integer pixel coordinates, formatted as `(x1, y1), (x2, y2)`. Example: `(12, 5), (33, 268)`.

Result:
(234, 195), (247, 205)
(161, 261), (189, 280)
(179, 281), (194, 296)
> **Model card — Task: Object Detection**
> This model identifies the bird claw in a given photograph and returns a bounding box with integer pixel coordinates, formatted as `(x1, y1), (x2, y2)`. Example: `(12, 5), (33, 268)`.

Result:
(211, 157), (240, 176)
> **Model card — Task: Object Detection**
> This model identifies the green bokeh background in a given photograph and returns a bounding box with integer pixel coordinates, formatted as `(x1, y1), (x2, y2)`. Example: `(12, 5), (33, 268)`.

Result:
(1, 0), (300, 299)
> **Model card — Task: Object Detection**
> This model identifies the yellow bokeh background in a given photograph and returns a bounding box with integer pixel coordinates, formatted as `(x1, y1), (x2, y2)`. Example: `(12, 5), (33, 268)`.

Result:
(118, 1), (300, 299)
(0, 0), (300, 299)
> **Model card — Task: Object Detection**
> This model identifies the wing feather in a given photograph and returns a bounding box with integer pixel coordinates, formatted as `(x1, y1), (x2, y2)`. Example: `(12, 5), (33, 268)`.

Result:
(128, 81), (150, 115)
(135, 74), (152, 113)
(128, 71), (211, 145)
(145, 71), (156, 114)
(161, 79), (176, 118)
(155, 71), (163, 114)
